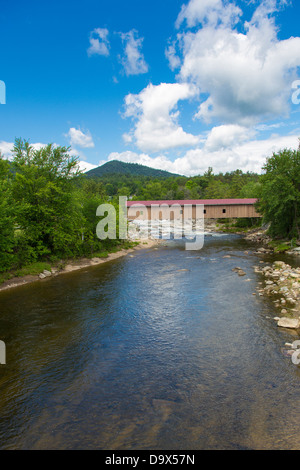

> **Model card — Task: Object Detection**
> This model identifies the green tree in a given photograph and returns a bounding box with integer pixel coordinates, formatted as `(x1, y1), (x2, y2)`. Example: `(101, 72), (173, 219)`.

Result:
(258, 144), (300, 239)
(204, 180), (229, 199)
(11, 138), (84, 262)
(0, 154), (16, 271)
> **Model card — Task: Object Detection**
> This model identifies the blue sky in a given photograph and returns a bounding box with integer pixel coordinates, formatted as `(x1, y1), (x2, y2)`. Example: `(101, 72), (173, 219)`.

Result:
(0, 0), (300, 175)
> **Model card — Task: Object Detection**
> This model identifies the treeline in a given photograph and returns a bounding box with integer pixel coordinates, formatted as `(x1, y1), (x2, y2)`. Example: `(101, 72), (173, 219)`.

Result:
(1, 137), (299, 276)
(96, 145), (300, 240)
(98, 167), (261, 201)
(0, 139), (125, 274)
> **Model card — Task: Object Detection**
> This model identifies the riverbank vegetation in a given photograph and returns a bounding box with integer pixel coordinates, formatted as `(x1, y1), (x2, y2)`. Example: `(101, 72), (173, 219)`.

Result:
(0, 138), (135, 280)
(257, 143), (300, 240)
(1, 137), (300, 282)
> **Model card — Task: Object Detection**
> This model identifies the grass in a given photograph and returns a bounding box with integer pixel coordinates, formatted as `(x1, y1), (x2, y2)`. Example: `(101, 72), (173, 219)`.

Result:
(14, 262), (52, 277)
(0, 272), (14, 284)
(90, 251), (109, 258)
(0, 261), (52, 286)
(268, 240), (291, 252)
(0, 240), (142, 286)
(216, 218), (263, 234)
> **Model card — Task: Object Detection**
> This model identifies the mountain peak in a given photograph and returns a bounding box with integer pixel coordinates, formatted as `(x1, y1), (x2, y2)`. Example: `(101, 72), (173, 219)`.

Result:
(85, 160), (181, 178)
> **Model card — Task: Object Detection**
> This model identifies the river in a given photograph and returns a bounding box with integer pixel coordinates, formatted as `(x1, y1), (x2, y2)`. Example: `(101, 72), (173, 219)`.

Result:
(0, 233), (300, 449)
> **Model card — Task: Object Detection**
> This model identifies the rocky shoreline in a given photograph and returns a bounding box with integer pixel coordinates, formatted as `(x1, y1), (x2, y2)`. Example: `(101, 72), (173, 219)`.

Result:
(242, 228), (300, 339)
(253, 260), (300, 328)
(245, 228), (300, 256)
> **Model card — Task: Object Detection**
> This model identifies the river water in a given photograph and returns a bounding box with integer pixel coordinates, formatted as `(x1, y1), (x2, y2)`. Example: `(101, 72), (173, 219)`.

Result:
(0, 234), (300, 450)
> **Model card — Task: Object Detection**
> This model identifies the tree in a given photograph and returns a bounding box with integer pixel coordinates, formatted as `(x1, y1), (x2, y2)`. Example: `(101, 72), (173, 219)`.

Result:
(258, 145), (300, 239)
(204, 180), (229, 199)
(11, 138), (84, 261)
(0, 153), (16, 271)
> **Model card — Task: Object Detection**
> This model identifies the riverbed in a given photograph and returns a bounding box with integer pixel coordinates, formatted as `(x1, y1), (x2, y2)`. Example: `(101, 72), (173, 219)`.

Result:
(0, 233), (300, 449)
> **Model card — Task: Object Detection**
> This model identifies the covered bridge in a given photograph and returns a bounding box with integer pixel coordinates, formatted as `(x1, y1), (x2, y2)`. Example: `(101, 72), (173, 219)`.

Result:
(127, 198), (261, 220)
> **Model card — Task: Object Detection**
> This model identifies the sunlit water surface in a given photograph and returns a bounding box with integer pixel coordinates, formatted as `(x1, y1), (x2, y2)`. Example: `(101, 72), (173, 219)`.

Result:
(0, 234), (300, 449)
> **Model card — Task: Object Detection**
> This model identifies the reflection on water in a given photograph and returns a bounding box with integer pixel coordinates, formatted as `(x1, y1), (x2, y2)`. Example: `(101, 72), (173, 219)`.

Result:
(0, 234), (300, 449)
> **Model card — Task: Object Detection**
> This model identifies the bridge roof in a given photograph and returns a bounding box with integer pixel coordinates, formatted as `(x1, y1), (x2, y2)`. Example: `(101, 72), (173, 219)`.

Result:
(127, 198), (258, 206)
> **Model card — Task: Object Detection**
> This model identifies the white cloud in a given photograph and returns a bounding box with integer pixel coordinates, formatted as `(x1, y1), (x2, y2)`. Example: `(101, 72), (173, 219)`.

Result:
(165, 42), (181, 71)
(176, 0), (241, 29)
(123, 82), (200, 152)
(119, 30), (148, 76)
(176, 133), (300, 176)
(0, 141), (14, 159)
(87, 28), (110, 57)
(77, 161), (98, 172)
(102, 133), (300, 176)
(66, 127), (95, 149)
(175, 0), (300, 125)
(204, 124), (256, 151)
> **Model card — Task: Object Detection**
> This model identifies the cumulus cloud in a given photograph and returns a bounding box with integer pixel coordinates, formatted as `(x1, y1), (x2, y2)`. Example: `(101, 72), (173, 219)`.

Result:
(174, 0), (300, 125)
(87, 28), (110, 57)
(123, 82), (200, 152)
(204, 124), (256, 151)
(176, 0), (241, 29)
(77, 161), (98, 172)
(119, 30), (148, 76)
(104, 134), (299, 176)
(0, 141), (14, 159)
(66, 127), (95, 149)
(174, 133), (300, 175)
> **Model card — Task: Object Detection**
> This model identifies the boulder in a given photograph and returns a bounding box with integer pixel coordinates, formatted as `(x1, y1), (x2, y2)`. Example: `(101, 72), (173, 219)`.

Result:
(274, 261), (286, 268)
(238, 270), (246, 276)
(277, 318), (300, 329)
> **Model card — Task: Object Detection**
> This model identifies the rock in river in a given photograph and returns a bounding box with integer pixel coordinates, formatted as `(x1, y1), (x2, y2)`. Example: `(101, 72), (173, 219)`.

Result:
(277, 318), (300, 329)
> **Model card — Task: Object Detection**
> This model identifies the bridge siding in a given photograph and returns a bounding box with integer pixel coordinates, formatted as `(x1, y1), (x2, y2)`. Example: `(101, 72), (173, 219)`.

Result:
(127, 200), (261, 220)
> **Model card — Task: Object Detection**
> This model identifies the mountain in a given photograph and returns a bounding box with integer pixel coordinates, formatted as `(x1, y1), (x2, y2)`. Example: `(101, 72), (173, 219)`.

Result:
(85, 160), (181, 178)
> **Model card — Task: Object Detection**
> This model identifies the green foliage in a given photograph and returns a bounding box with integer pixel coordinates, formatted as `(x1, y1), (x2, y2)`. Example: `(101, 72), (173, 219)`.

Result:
(0, 138), (129, 278)
(268, 241), (291, 253)
(88, 167), (260, 201)
(233, 218), (261, 229)
(258, 144), (300, 239)
(11, 139), (84, 261)
(14, 262), (52, 277)
(0, 135), (276, 279)
(0, 154), (16, 271)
